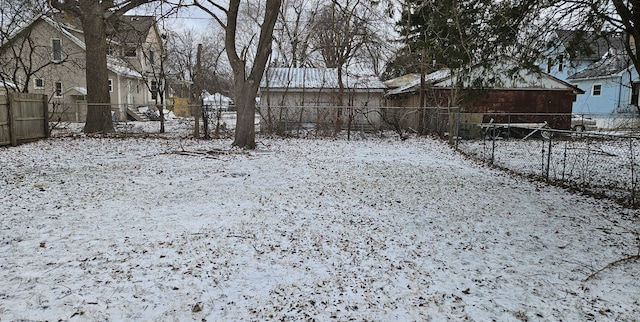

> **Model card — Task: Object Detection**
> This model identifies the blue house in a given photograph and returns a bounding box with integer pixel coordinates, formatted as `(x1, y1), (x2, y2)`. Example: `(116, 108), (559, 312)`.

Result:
(542, 30), (620, 82)
(541, 30), (639, 129)
(567, 52), (638, 116)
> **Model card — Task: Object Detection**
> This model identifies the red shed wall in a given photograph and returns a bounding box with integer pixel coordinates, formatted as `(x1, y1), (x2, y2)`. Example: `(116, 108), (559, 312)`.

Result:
(432, 89), (576, 129)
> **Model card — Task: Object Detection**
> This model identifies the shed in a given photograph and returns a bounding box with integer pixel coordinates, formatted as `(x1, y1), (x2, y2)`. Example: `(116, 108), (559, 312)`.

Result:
(259, 67), (387, 133)
(385, 65), (583, 131)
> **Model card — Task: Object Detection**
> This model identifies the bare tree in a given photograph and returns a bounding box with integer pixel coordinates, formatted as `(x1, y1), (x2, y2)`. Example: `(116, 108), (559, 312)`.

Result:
(270, 0), (322, 68)
(48, 0), (160, 134)
(193, 0), (281, 149)
(308, 0), (385, 134)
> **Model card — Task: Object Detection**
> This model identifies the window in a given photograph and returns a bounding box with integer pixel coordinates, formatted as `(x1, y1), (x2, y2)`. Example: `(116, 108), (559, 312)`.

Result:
(558, 54), (564, 72)
(34, 78), (44, 89)
(148, 50), (155, 65)
(632, 82), (640, 106)
(546, 58), (553, 73)
(52, 39), (62, 61)
(54, 82), (62, 97)
(108, 79), (113, 92)
(592, 84), (602, 96)
(151, 80), (158, 100)
(124, 46), (137, 57)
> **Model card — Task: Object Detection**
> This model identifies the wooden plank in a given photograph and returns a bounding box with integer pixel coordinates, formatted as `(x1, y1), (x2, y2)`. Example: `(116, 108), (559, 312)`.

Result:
(0, 96), (9, 146)
(9, 92), (17, 146)
(127, 108), (146, 122)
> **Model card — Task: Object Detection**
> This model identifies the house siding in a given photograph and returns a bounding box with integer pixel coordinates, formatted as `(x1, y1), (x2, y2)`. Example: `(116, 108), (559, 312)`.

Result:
(259, 68), (387, 132)
(446, 89), (574, 129)
(1, 15), (164, 122)
(259, 89), (384, 128)
(570, 66), (639, 116)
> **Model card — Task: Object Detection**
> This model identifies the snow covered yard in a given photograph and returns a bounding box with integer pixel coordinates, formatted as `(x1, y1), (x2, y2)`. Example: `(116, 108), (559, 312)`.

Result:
(1, 133), (639, 320)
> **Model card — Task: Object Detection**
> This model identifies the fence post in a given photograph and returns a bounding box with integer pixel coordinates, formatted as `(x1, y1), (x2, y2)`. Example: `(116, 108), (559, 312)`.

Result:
(43, 95), (49, 139)
(491, 124), (496, 164)
(546, 132), (552, 181)
(9, 92), (17, 147)
(630, 137), (636, 207)
(448, 107), (459, 146)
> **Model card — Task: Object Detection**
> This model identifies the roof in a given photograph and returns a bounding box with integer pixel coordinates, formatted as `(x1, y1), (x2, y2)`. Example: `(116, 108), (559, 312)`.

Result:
(110, 16), (156, 45)
(555, 30), (625, 61)
(0, 80), (17, 89)
(567, 52), (632, 80)
(385, 65), (584, 98)
(63, 87), (87, 96)
(48, 13), (156, 46)
(384, 70), (451, 96)
(261, 67), (386, 91)
(203, 92), (232, 105)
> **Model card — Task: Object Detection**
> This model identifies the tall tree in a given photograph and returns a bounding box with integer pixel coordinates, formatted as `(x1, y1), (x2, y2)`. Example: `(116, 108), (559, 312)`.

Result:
(48, 0), (158, 134)
(396, 0), (500, 71)
(194, 0), (282, 149)
(271, 0), (321, 68)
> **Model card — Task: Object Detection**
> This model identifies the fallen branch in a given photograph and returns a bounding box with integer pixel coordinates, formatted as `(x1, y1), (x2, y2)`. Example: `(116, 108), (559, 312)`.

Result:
(171, 148), (246, 158)
(584, 254), (640, 282)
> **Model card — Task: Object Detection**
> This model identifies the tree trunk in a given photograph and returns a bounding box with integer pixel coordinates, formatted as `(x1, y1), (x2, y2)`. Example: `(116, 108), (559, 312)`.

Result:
(335, 66), (345, 135)
(80, 9), (114, 134)
(232, 81), (257, 149)
(224, 0), (281, 149)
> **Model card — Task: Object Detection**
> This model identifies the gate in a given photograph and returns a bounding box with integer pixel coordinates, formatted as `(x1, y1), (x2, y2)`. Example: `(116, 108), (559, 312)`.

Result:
(0, 93), (49, 146)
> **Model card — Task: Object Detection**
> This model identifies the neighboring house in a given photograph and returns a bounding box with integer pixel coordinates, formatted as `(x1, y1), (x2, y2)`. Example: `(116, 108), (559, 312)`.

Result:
(0, 13), (166, 122)
(385, 65), (583, 133)
(567, 52), (638, 115)
(258, 67), (387, 133)
(541, 30), (640, 129)
(541, 30), (623, 82)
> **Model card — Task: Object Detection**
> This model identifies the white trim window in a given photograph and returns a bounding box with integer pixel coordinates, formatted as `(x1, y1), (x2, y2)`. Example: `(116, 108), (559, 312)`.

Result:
(54, 81), (63, 97)
(52, 38), (62, 62)
(592, 84), (602, 96)
(34, 78), (44, 89)
(108, 79), (113, 92)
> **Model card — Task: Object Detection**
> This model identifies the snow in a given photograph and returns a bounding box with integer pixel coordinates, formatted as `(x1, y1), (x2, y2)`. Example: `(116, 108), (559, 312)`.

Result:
(203, 92), (233, 108)
(1, 122), (640, 320)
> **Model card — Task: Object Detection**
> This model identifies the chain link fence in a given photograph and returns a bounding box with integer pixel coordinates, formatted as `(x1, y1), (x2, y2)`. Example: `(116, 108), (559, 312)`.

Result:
(456, 122), (640, 208)
(257, 105), (457, 140)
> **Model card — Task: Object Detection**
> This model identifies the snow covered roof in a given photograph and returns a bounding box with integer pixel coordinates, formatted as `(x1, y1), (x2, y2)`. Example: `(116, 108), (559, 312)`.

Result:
(384, 70), (451, 96)
(385, 64), (583, 98)
(63, 87), (87, 96)
(0, 80), (17, 89)
(107, 57), (143, 78)
(567, 52), (633, 80)
(261, 67), (386, 91)
(202, 92), (232, 105)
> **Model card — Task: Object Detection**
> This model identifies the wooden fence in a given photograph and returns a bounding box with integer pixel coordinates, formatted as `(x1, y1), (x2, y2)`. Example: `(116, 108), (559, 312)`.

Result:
(0, 93), (48, 146)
